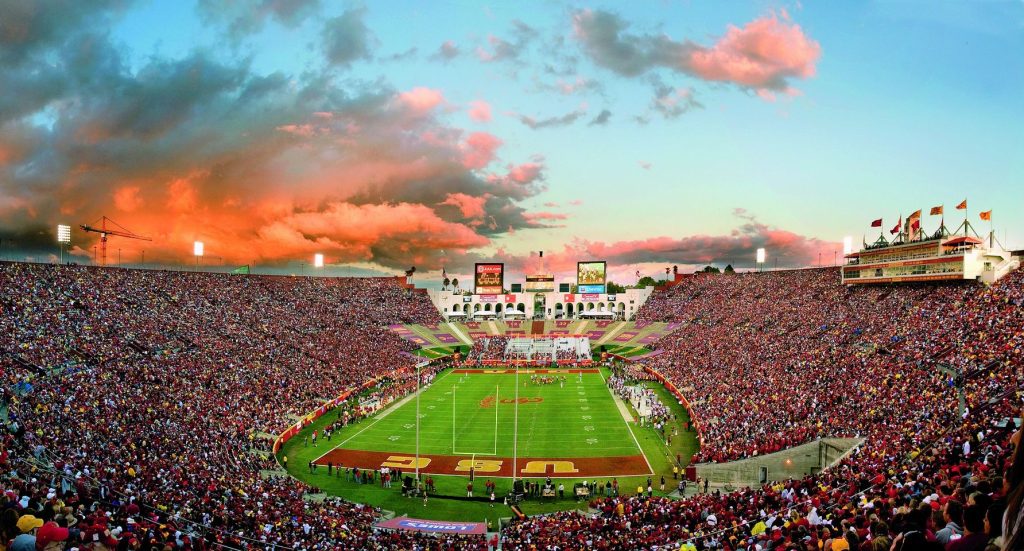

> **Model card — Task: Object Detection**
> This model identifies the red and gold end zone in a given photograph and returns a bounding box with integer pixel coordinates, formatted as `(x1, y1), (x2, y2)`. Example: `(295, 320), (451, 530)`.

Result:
(452, 368), (599, 375)
(314, 449), (651, 478)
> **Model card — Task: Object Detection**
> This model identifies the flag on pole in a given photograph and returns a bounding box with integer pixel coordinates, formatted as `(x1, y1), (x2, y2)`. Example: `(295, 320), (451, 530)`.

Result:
(909, 209), (922, 218)
(870, 218), (883, 227)
(930, 205), (943, 216)
(890, 216), (902, 235)
(635, 270), (641, 279)
(442, 267), (447, 279)
(955, 199), (967, 210)
(979, 210), (992, 221)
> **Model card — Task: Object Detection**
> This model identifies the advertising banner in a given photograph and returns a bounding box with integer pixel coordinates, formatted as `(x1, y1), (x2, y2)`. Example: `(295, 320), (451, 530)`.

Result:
(375, 518), (487, 535)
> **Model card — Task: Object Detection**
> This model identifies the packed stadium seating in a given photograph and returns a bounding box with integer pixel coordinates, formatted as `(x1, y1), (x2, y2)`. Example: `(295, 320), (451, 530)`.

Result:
(501, 267), (1024, 549)
(2, 262), (1022, 550)
(0, 263), (486, 550)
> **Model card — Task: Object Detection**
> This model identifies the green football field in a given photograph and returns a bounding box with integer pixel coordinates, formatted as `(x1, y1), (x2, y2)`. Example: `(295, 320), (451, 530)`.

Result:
(278, 366), (698, 522)
(312, 367), (652, 477)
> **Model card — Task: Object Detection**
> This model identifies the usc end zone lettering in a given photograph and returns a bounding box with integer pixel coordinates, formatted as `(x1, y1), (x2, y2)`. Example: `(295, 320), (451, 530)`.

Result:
(521, 461), (579, 474)
(381, 456), (431, 469)
(315, 449), (650, 478)
(455, 459), (503, 473)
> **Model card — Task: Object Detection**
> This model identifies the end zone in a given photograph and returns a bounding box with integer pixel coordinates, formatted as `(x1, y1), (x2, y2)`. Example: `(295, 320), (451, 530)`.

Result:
(452, 368), (600, 375)
(314, 448), (652, 478)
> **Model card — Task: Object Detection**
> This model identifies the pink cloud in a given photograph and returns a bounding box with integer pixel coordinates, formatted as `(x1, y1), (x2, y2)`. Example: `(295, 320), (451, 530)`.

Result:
(543, 201), (560, 208)
(276, 123), (318, 136)
(686, 13), (821, 91)
(460, 132), (502, 169)
(573, 9), (820, 93)
(397, 87), (445, 116)
(569, 199), (584, 206)
(440, 193), (488, 219)
(491, 211), (840, 279)
(257, 202), (490, 265)
(468, 100), (492, 122)
(507, 162), (543, 183)
(524, 211), (568, 221)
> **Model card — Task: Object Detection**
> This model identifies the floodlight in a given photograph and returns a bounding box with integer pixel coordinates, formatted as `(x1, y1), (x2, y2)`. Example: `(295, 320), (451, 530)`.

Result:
(193, 241), (204, 257)
(314, 253), (324, 268)
(756, 248), (766, 264)
(57, 225), (71, 244)
(843, 236), (853, 255)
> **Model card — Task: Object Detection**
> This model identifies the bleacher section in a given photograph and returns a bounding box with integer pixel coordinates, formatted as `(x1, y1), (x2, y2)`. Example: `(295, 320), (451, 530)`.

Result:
(389, 319), (674, 353)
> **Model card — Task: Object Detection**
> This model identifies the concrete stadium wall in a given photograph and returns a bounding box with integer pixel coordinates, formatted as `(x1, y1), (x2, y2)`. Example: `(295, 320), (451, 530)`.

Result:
(695, 438), (863, 490)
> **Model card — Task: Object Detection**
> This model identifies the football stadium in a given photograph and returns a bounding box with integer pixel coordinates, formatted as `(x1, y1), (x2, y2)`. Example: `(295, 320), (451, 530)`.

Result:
(2, 2), (1023, 551)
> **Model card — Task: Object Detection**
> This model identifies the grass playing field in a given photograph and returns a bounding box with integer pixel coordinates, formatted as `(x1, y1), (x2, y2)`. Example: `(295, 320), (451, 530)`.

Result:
(338, 368), (642, 460)
(277, 366), (697, 523)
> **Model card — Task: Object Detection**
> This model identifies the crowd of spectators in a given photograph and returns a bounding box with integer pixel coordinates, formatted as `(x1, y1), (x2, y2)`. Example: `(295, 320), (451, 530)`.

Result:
(468, 336), (509, 363)
(501, 267), (1024, 549)
(4, 261), (1023, 551)
(638, 268), (1023, 463)
(0, 262), (485, 550)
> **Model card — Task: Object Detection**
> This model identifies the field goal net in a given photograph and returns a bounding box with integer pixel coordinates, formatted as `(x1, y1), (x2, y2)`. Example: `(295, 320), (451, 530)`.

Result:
(450, 379), (500, 457)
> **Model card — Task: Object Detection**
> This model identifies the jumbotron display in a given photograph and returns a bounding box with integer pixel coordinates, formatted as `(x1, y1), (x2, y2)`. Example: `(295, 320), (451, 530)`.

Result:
(474, 262), (504, 294)
(577, 260), (607, 293)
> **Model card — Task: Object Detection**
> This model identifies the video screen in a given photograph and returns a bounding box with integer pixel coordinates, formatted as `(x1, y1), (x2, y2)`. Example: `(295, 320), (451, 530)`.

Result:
(577, 261), (606, 294)
(474, 263), (504, 294)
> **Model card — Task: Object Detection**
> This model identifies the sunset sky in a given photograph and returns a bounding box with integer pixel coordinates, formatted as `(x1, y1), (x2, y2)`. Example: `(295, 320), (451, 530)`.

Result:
(1, 1), (1021, 283)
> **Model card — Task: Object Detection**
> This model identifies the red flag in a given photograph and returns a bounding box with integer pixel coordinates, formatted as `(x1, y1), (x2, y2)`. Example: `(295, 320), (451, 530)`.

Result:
(870, 218), (882, 228)
(930, 205), (943, 216)
(890, 216), (902, 235)
(911, 219), (920, 231)
(955, 199), (967, 210)
(909, 209), (922, 219)
(979, 210), (991, 221)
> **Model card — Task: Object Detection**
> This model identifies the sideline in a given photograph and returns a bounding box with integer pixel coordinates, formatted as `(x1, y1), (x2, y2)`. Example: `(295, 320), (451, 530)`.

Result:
(598, 367), (654, 475)
(309, 369), (456, 465)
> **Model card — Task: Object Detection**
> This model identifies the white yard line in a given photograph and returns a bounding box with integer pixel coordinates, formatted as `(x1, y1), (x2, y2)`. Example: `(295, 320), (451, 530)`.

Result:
(311, 370), (456, 464)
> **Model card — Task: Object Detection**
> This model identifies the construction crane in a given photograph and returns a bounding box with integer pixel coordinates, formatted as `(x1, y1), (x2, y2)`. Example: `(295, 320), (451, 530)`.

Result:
(79, 216), (152, 266)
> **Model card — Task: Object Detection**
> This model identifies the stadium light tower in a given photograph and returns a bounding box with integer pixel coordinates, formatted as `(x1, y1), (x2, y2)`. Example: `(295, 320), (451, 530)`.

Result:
(314, 253), (324, 269)
(756, 248), (766, 272)
(56, 224), (71, 265)
(193, 241), (204, 270)
(843, 236), (853, 256)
